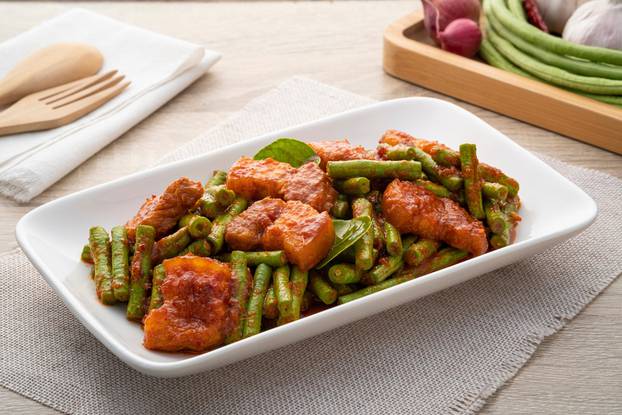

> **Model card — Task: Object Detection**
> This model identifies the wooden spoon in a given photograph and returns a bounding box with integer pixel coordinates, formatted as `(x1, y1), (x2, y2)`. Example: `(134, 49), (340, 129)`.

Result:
(0, 43), (103, 106)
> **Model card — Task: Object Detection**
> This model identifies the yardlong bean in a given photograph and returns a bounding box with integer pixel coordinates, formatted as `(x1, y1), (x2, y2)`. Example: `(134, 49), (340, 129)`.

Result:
(111, 225), (130, 302)
(490, 0), (622, 66)
(89, 226), (115, 305)
(225, 251), (250, 344)
(460, 144), (485, 219)
(288, 266), (309, 322)
(487, 25), (622, 95)
(352, 198), (374, 271)
(243, 263), (272, 338)
(479, 30), (622, 107)
(487, 10), (622, 81)
(274, 265), (293, 322)
(327, 160), (422, 180)
(127, 225), (156, 320)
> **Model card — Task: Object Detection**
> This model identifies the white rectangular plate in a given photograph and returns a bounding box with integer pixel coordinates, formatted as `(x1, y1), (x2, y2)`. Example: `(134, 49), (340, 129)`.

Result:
(16, 98), (597, 377)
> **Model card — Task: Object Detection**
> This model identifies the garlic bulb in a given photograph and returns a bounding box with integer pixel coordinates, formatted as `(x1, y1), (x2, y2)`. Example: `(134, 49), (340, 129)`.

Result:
(534, 0), (592, 33)
(563, 0), (622, 51)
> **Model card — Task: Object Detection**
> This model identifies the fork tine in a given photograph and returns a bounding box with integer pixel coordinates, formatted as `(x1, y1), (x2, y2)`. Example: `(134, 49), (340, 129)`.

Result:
(41, 70), (118, 103)
(50, 74), (125, 109)
(53, 80), (130, 116)
(32, 76), (98, 101)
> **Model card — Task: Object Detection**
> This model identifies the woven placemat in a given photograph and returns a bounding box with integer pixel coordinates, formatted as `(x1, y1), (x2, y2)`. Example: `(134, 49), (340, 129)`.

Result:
(1, 77), (621, 415)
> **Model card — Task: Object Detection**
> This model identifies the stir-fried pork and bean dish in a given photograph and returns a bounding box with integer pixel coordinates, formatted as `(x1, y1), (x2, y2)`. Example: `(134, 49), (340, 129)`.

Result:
(81, 129), (521, 353)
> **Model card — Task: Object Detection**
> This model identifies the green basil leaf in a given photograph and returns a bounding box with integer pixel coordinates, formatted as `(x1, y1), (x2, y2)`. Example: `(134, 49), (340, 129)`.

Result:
(254, 138), (319, 168)
(316, 216), (372, 269)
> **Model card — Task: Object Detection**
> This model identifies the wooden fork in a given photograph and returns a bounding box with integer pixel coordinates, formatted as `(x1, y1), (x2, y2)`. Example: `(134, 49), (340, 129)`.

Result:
(0, 70), (129, 136)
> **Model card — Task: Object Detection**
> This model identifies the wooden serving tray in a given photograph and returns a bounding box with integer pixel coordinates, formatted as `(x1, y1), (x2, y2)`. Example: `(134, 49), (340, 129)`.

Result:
(383, 12), (622, 155)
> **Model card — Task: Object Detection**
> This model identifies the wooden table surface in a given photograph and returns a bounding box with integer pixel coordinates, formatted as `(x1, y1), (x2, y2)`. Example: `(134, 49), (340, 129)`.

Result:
(1, 2), (620, 414)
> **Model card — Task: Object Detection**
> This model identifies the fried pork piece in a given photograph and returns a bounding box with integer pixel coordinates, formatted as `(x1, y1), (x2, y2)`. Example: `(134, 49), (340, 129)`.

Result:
(226, 157), (336, 212)
(225, 198), (335, 271)
(308, 139), (375, 169)
(382, 179), (488, 256)
(225, 157), (293, 201)
(263, 202), (335, 271)
(143, 256), (242, 352)
(224, 198), (285, 251)
(126, 177), (203, 240)
(282, 162), (336, 212)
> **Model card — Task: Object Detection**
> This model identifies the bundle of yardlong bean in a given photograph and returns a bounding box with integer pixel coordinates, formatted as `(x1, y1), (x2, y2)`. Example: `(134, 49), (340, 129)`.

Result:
(480, 0), (622, 107)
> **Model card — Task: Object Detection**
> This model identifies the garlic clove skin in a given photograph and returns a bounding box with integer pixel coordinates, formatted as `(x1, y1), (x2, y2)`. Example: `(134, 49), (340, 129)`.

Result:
(535, 0), (591, 34)
(563, 0), (622, 51)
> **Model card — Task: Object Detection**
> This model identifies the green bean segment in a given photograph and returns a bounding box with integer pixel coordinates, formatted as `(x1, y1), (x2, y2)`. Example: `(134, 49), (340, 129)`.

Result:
(111, 225), (130, 302)
(333, 177), (371, 196)
(154, 227), (191, 261)
(148, 264), (166, 312)
(243, 263), (272, 338)
(288, 266), (309, 322)
(207, 196), (248, 253)
(404, 239), (441, 267)
(220, 250), (287, 267)
(263, 286), (279, 319)
(338, 248), (468, 305)
(127, 225), (156, 320)
(187, 216), (212, 239)
(81, 244), (93, 263)
(460, 144), (485, 219)
(274, 265), (293, 323)
(310, 272), (337, 305)
(180, 239), (212, 257)
(352, 198), (374, 271)
(363, 256), (404, 285)
(327, 160), (422, 180)
(89, 226), (115, 305)
(225, 251), (250, 344)
(330, 194), (350, 219)
(328, 263), (360, 285)
(482, 182), (508, 201)
(383, 221), (403, 257)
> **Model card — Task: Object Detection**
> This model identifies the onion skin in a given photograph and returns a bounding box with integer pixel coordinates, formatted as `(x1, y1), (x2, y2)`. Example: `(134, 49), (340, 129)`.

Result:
(438, 18), (482, 58)
(422, 0), (481, 44)
(524, 0), (549, 33)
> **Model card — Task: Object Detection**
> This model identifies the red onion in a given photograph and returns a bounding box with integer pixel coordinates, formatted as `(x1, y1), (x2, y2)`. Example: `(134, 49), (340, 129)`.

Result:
(438, 18), (482, 58)
(523, 0), (549, 33)
(422, 0), (481, 44)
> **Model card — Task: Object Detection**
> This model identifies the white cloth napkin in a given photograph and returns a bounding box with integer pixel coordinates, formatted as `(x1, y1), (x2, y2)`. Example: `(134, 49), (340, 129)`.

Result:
(0, 9), (221, 202)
